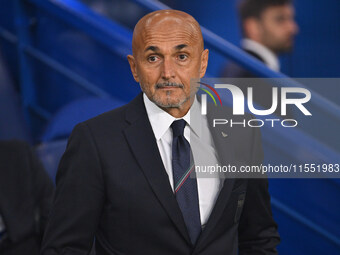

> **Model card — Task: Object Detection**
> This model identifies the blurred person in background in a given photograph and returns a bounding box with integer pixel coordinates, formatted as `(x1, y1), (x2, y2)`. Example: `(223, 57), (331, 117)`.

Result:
(0, 140), (54, 255)
(222, 0), (299, 76)
(221, 0), (299, 118)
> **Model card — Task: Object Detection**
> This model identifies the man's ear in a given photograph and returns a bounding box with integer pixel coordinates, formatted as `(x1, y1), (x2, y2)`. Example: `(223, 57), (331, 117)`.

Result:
(127, 55), (139, 82)
(244, 18), (262, 41)
(199, 49), (209, 78)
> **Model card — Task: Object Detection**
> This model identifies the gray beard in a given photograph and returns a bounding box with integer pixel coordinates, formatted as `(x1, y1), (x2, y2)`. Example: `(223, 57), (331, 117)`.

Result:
(151, 90), (190, 108)
(143, 82), (190, 108)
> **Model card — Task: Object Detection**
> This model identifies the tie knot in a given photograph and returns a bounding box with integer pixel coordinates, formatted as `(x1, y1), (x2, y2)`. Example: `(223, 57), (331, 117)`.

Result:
(171, 119), (186, 137)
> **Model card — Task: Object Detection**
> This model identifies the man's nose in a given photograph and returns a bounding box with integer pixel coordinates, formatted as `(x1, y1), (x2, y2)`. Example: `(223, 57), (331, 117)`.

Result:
(161, 57), (176, 80)
(290, 20), (299, 35)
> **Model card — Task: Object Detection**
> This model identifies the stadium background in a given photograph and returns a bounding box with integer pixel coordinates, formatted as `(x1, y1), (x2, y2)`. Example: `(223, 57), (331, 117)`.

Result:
(0, 0), (339, 254)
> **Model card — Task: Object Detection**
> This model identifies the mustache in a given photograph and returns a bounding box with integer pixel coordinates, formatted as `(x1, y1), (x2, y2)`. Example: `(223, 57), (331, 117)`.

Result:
(156, 82), (184, 89)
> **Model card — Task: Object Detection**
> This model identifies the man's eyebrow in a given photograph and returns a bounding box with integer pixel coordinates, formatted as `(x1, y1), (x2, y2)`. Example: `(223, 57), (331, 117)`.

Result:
(175, 44), (188, 50)
(144, 46), (160, 52)
(144, 44), (188, 53)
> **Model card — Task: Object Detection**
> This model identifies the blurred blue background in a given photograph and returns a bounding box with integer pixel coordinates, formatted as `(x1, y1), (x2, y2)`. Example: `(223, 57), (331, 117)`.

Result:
(0, 0), (339, 254)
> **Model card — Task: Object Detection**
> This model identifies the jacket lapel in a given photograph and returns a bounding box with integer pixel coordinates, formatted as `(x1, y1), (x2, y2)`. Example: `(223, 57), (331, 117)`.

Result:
(123, 94), (192, 245)
(193, 103), (238, 251)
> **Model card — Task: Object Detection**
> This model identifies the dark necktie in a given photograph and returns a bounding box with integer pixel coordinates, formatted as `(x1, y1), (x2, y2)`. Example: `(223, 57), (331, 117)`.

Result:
(171, 119), (201, 244)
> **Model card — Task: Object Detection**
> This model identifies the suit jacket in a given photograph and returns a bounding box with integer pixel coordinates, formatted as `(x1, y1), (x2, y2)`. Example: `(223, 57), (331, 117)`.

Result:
(41, 93), (280, 255)
(221, 49), (265, 79)
(0, 140), (54, 255)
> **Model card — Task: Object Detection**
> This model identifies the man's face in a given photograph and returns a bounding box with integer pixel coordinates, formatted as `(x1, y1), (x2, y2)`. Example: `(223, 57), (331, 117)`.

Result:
(258, 4), (299, 53)
(128, 15), (209, 113)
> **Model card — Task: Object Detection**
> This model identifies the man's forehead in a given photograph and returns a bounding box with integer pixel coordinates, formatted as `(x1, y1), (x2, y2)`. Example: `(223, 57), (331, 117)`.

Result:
(143, 17), (197, 35)
(137, 10), (197, 29)
(144, 44), (189, 53)
(132, 10), (203, 55)
(263, 4), (295, 15)
(141, 26), (199, 50)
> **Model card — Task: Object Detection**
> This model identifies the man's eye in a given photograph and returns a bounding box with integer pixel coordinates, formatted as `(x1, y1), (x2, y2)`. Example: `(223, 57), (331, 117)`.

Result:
(148, 56), (158, 62)
(274, 16), (285, 23)
(178, 54), (188, 61)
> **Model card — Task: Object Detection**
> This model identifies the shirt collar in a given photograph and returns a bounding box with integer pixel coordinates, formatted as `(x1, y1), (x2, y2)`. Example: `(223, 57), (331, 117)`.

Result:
(242, 38), (280, 71)
(143, 93), (202, 140)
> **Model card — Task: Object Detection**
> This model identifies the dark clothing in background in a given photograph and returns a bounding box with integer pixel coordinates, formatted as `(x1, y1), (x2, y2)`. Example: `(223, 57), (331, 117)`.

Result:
(221, 49), (294, 119)
(0, 52), (31, 141)
(0, 140), (54, 255)
(222, 49), (266, 79)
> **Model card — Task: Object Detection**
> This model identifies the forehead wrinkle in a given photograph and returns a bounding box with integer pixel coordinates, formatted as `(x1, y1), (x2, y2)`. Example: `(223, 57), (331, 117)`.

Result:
(140, 31), (200, 57)
(143, 32), (197, 46)
(142, 41), (193, 56)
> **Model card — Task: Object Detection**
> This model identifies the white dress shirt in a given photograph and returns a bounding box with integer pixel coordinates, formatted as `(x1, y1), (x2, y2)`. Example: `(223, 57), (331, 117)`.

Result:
(242, 38), (280, 71)
(143, 93), (223, 227)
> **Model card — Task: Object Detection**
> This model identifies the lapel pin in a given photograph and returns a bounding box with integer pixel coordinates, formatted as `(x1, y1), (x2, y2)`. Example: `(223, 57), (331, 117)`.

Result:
(221, 131), (228, 138)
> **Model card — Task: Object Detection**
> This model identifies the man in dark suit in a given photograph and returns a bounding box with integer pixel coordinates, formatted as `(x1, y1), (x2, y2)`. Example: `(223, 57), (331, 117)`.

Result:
(0, 140), (54, 255)
(222, 0), (299, 117)
(41, 10), (280, 254)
